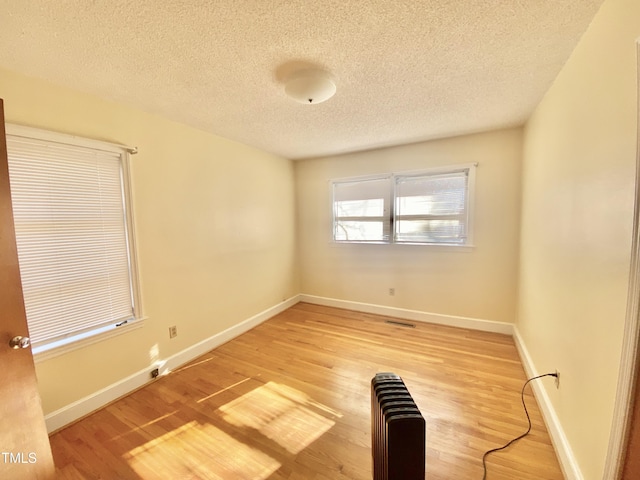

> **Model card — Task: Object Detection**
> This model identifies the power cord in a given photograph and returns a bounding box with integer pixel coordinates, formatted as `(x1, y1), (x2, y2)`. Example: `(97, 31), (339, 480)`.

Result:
(481, 372), (557, 479)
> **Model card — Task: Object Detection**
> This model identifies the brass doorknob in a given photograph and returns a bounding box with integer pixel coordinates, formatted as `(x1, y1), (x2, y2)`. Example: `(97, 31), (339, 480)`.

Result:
(9, 336), (30, 349)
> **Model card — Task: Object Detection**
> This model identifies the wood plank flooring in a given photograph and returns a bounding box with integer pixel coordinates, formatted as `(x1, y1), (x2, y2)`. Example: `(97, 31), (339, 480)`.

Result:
(51, 303), (564, 479)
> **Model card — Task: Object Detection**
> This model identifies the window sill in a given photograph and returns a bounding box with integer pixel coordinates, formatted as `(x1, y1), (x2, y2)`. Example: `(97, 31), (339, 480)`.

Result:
(32, 317), (146, 363)
(330, 240), (475, 251)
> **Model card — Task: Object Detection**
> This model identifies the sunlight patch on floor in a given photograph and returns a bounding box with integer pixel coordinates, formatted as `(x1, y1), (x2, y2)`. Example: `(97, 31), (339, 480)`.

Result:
(123, 420), (280, 479)
(219, 381), (337, 454)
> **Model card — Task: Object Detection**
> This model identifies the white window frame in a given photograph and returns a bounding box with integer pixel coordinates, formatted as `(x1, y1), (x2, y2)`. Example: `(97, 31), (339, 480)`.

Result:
(5, 124), (143, 361)
(331, 163), (477, 247)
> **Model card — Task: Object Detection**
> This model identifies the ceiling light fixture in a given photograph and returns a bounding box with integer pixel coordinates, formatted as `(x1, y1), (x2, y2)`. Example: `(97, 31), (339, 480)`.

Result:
(284, 69), (336, 105)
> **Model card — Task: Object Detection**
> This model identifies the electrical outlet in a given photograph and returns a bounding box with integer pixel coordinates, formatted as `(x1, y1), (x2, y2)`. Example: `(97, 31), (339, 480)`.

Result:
(555, 370), (560, 389)
(389, 288), (395, 296)
(169, 325), (177, 338)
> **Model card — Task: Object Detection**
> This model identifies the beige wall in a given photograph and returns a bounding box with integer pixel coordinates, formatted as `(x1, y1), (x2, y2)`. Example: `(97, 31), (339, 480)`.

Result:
(0, 68), (299, 414)
(518, 0), (639, 477)
(296, 128), (522, 323)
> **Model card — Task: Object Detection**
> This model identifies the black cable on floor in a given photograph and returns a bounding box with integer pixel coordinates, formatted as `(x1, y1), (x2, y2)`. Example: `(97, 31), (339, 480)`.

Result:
(481, 372), (557, 479)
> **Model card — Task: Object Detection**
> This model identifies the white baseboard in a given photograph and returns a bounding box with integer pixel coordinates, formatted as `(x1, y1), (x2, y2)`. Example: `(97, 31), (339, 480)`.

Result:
(299, 294), (514, 335)
(44, 295), (301, 433)
(513, 326), (583, 480)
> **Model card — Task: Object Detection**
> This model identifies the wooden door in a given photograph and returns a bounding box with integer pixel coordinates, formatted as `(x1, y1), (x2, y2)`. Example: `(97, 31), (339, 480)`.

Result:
(622, 362), (640, 478)
(622, 41), (640, 479)
(0, 99), (54, 479)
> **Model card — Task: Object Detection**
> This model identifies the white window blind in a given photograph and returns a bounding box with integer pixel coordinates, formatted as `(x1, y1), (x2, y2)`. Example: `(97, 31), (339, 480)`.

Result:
(394, 169), (470, 244)
(333, 176), (391, 242)
(6, 131), (138, 352)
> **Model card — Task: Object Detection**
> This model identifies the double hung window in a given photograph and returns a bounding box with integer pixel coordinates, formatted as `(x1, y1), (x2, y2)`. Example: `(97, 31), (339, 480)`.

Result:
(5, 125), (141, 356)
(332, 164), (476, 246)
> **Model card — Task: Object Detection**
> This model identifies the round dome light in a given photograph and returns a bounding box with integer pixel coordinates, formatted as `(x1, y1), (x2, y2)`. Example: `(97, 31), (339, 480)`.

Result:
(285, 70), (336, 105)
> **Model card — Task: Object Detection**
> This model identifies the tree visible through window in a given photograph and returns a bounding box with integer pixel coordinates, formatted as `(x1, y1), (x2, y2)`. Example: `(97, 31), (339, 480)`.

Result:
(332, 176), (391, 242)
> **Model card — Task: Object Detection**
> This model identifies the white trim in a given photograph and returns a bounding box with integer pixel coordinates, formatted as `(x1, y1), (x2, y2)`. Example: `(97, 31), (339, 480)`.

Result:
(465, 162), (477, 246)
(299, 294), (513, 334)
(158, 295), (298, 374)
(381, 162), (480, 179)
(121, 149), (143, 321)
(330, 172), (393, 184)
(44, 295), (300, 433)
(5, 123), (136, 154)
(328, 241), (476, 251)
(513, 326), (583, 480)
(44, 360), (150, 434)
(602, 39), (640, 479)
(33, 317), (145, 363)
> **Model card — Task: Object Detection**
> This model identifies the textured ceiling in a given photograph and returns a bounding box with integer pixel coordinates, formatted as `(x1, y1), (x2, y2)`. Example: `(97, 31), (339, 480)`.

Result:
(0, 1), (604, 160)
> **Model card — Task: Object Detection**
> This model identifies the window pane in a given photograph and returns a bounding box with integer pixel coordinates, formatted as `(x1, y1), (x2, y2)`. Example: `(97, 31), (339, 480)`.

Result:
(333, 177), (390, 202)
(334, 220), (384, 242)
(334, 198), (384, 217)
(395, 219), (465, 243)
(395, 173), (466, 216)
(395, 170), (469, 244)
(333, 176), (391, 242)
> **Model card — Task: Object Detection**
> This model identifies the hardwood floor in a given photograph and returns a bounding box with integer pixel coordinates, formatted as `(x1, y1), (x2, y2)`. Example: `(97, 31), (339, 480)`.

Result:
(51, 303), (564, 479)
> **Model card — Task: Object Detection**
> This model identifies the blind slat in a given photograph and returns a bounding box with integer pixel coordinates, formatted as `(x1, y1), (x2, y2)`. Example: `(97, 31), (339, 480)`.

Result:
(394, 170), (469, 244)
